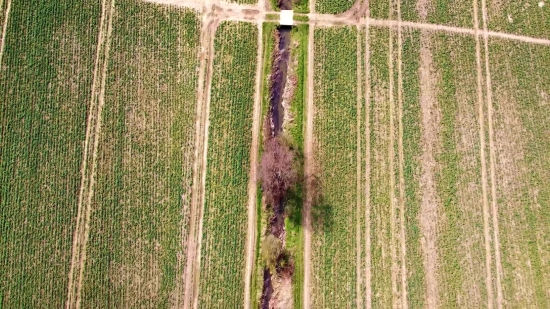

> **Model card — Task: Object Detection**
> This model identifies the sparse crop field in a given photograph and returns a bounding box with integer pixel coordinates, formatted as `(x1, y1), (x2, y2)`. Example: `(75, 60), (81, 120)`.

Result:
(0, 0), (100, 307)
(78, 2), (200, 308)
(197, 21), (258, 308)
(489, 39), (550, 308)
(311, 26), (358, 308)
(487, 0), (550, 38)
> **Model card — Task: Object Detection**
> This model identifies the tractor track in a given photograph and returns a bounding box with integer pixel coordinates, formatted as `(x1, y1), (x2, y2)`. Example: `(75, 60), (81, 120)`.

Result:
(65, 0), (115, 307)
(473, 0), (495, 307)
(0, 0), (11, 64)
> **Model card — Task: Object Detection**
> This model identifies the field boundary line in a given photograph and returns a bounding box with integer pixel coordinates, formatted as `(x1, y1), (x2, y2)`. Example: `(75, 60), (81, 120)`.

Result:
(473, 0), (495, 308)
(355, 23), (363, 309)
(480, 0), (503, 306)
(0, 0), (11, 65)
(183, 15), (211, 309)
(303, 21), (314, 309)
(396, 0), (407, 308)
(364, 1), (372, 307)
(244, 20), (263, 309)
(191, 18), (218, 309)
(388, 5), (399, 307)
(65, 0), (113, 307)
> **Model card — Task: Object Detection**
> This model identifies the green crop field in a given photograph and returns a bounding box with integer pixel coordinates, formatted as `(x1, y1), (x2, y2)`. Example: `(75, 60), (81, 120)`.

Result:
(78, 2), (200, 308)
(311, 26), (358, 308)
(315, 0), (355, 14)
(0, 0), (101, 307)
(197, 21), (258, 308)
(2, 0), (550, 308)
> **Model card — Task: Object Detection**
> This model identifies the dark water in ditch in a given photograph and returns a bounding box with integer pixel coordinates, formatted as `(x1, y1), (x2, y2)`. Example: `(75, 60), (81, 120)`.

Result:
(269, 26), (291, 134)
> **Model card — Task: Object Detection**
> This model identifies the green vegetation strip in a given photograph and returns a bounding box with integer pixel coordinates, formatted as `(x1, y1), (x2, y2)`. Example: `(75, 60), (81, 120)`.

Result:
(80, 3), (200, 307)
(0, 0), (100, 307)
(198, 21), (258, 308)
(311, 26), (358, 308)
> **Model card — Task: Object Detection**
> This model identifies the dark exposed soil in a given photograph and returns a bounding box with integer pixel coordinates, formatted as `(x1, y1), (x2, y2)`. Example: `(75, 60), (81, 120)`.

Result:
(260, 268), (273, 309)
(269, 27), (291, 135)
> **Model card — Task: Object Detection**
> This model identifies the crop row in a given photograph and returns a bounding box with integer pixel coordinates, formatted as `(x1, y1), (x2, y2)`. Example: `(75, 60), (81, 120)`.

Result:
(315, 0), (355, 14)
(0, 0), (101, 307)
(311, 26), (358, 308)
(79, 2), (200, 307)
(197, 21), (258, 308)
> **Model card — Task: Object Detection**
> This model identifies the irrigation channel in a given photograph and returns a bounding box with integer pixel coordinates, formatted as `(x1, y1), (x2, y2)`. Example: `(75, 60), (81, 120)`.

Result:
(260, 0), (294, 307)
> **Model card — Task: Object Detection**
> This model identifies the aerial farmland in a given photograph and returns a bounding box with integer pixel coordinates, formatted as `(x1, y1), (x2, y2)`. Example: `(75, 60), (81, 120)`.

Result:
(0, 0), (549, 308)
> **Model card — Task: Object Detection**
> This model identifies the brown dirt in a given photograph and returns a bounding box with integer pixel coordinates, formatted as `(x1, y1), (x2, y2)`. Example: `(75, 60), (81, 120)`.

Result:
(302, 22), (314, 309)
(480, 1), (504, 306)
(418, 32), (441, 309)
(0, 0), (11, 64)
(416, 0), (431, 21)
(65, 0), (115, 307)
(244, 21), (264, 309)
(473, 1), (496, 307)
(269, 271), (293, 308)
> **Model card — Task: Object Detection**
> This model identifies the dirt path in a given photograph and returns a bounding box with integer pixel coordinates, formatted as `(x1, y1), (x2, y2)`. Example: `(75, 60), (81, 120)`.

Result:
(363, 3), (372, 308)
(243, 21), (263, 309)
(65, 0), (114, 308)
(0, 0), (11, 65)
(396, 2), (407, 308)
(191, 17), (218, 309)
(473, 1), (495, 308)
(182, 17), (209, 309)
(302, 19), (314, 309)
(418, 32), (441, 309)
(480, 1), (504, 307)
(355, 24), (363, 309)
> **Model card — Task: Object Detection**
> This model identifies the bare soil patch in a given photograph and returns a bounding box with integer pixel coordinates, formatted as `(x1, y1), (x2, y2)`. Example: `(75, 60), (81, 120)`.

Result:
(418, 32), (441, 309)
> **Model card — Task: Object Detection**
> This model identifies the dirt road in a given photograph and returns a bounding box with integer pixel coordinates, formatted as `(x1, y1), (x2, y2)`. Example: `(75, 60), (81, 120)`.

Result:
(0, 0), (11, 64)
(243, 21), (263, 309)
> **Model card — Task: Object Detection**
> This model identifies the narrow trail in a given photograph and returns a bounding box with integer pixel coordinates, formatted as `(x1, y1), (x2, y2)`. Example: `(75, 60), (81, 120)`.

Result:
(473, 1), (495, 308)
(480, 0), (504, 307)
(74, 0), (116, 308)
(355, 24), (363, 309)
(302, 18), (315, 309)
(243, 21), (263, 309)
(388, 8), (399, 308)
(396, 1), (407, 308)
(65, 0), (114, 307)
(0, 0), (11, 65)
(182, 16), (214, 309)
(363, 3), (372, 309)
(191, 17), (218, 309)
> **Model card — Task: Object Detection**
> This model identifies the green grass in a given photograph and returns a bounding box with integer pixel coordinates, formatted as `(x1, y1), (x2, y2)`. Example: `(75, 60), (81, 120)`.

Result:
(269, 0), (309, 13)
(197, 21), (258, 308)
(316, 0), (355, 14)
(489, 39), (550, 308)
(285, 24), (308, 309)
(0, 0), (101, 307)
(311, 26), (358, 308)
(294, 14), (310, 22)
(79, 3), (200, 307)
